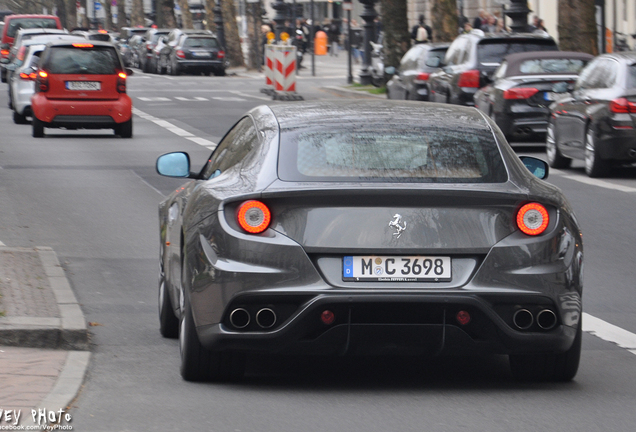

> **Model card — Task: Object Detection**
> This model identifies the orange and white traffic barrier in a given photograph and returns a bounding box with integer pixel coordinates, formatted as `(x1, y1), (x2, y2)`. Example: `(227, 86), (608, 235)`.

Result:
(264, 44), (275, 90)
(272, 45), (303, 100)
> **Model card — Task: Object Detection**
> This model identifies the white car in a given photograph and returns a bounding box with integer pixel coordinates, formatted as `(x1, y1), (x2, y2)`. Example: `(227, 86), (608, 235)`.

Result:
(7, 34), (83, 124)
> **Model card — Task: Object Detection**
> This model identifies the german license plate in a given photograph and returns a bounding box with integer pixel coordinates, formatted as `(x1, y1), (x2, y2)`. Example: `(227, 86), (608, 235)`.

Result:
(66, 81), (100, 91)
(192, 51), (211, 57)
(343, 255), (451, 282)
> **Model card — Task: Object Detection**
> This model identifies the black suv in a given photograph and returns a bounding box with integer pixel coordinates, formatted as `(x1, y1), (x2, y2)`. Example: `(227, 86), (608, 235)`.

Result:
(156, 33), (225, 76)
(427, 30), (558, 106)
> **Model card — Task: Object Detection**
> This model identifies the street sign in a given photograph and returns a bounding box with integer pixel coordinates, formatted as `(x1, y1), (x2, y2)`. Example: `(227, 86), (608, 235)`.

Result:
(343, 1), (352, 11)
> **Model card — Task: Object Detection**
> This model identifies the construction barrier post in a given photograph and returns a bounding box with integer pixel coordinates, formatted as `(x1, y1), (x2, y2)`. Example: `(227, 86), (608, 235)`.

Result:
(272, 45), (303, 101)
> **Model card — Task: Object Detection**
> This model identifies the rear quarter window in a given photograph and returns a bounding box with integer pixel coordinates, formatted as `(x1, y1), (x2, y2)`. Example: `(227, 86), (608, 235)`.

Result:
(44, 46), (121, 74)
(627, 65), (636, 89)
(184, 38), (218, 49)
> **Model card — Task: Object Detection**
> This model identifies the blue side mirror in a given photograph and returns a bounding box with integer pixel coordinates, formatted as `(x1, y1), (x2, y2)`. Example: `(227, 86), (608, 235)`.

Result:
(519, 156), (549, 180)
(156, 152), (191, 177)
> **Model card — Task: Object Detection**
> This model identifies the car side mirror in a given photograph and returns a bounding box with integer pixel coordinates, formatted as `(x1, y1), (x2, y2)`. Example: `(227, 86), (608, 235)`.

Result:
(126, 68), (134, 76)
(425, 57), (441, 68)
(552, 82), (571, 94)
(519, 156), (549, 180)
(157, 152), (192, 177)
(384, 66), (395, 76)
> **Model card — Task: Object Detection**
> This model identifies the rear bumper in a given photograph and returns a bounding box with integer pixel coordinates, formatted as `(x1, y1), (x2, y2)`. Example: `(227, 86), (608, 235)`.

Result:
(196, 292), (579, 356)
(31, 94), (132, 126)
(13, 81), (35, 115)
(177, 59), (224, 70)
(496, 105), (551, 141)
(598, 129), (636, 161)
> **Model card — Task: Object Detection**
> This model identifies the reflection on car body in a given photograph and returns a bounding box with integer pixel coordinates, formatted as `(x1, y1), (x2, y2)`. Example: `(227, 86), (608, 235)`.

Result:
(155, 101), (583, 383)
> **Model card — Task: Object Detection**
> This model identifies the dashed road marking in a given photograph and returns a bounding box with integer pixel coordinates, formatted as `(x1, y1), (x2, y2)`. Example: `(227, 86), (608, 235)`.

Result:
(583, 313), (636, 356)
(137, 97), (171, 102)
(133, 107), (216, 149)
(175, 96), (209, 101)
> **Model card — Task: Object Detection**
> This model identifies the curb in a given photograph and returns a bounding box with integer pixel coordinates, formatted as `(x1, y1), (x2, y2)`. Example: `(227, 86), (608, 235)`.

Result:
(0, 246), (89, 350)
(321, 85), (386, 99)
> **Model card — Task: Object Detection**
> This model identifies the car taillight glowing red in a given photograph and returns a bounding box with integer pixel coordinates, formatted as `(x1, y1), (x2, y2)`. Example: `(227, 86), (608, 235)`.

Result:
(218, 50), (225, 59)
(457, 69), (480, 88)
(504, 87), (539, 100)
(19, 71), (37, 80)
(1, 49), (9, 58)
(176, 50), (185, 59)
(117, 72), (127, 93)
(237, 201), (271, 234)
(610, 97), (636, 113)
(36, 70), (49, 92)
(516, 203), (549, 236)
(72, 43), (94, 48)
(414, 72), (430, 82)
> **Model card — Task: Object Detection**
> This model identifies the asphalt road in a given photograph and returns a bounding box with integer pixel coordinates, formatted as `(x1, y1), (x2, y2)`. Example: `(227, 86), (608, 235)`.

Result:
(1, 71), (636, 432)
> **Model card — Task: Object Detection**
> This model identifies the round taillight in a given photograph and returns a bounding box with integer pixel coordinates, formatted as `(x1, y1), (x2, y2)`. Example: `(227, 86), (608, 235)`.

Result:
(456, 310), (471, 325)
(517, 203), (549, 236)
(237, 200), (271, 234)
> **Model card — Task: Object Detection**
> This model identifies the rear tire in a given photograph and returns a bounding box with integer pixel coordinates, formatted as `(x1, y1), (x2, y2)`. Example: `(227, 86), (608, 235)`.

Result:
(585, 124), (609, 177)
(213, 68), (225, 77)
(13, 110), (28, 125)
(115, 119), (133, 138)
(170, 60), (180, 76)
(509, 320), (582, 382)
(179, 295), (245, 382)
(32, 116), (45, 137)
(546, 122), (571, 169)
(158, 265), (179, 338)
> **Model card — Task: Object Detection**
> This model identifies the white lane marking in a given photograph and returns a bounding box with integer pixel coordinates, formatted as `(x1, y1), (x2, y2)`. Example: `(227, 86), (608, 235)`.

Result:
(138, 97), (171, 102)
(133, 107), (216, 148)
(562, 175), (636, 193)
(211, 96), (247, 102)
(228, 90), (272, 101)
(130, 170), (164, 196)
(175, 96), (209, 101)
(0, 240), (5, 246)
(584, 312), (636, 356)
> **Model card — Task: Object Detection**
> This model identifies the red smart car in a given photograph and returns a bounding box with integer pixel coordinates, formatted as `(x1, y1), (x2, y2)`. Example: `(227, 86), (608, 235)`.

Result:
(31, 40), (133, 138)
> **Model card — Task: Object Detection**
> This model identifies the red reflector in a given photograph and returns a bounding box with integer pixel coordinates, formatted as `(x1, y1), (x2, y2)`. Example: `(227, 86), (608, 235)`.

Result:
(321, 310), (335, 325)
(414, 72), (430, 82)
(72, 43), (94, 48)
(237, 200), (271, 234)
(457, 69), (480, 88)
(517, 203), (549, 236)
(218, 50), (225, 59)
(610, 97), (636, 113)
(503, 87), (539, 100)
(456, 311), (471, 325)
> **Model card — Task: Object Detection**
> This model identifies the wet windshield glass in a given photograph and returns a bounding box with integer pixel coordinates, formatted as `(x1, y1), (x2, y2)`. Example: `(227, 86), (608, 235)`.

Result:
(46, 46), (119, 74)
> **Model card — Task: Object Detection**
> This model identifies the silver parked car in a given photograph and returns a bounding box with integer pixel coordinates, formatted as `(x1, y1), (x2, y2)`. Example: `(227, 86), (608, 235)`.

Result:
(156, 101), (584, 383)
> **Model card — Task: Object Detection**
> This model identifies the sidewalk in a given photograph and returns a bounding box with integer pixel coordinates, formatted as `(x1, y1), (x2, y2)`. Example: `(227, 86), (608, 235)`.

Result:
(229, 47), (386, 100)
(0, 246), (89, 428)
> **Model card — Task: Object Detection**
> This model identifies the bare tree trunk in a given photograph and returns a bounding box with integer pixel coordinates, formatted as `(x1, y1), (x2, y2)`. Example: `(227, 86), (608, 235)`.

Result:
(204, 0), (215, 31)
(222, 0), (244, 66)
(431, 0), (458, 43)
(103, 0), (112, 30)
(55, 0), (67, 28)
(66, 0), (77, 28)
(379, 0), (410, 70)
(245, 2), (262, 70)
(79, 0), (88, 27)
(558, 0), (598, 55)
(156, 0), (176, 28)
(178, 0), (193, 28)
(131, 0), (145, 26)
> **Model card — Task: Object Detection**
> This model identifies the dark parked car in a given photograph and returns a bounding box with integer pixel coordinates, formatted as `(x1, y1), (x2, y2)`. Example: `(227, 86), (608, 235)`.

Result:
(156, 33), (225, 76)
(428, 30), (558, 106)
(386, 42), (449, 101)
(124, 34), (144, 68)
(547, 52), (636, 177)
(155, 100), (583, 383)
(475, 51), (593, 142)
(138, 28), (170, 73)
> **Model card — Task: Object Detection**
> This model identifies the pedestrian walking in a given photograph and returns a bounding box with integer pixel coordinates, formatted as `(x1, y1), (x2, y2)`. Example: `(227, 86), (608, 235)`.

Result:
(327, 19), (341, 57)
(411, 14), (432, 44)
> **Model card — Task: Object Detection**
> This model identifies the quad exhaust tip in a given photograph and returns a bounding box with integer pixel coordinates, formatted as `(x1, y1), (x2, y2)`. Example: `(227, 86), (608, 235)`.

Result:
(229, 308), (250, 329)
(537, 309), (557, 330)
(512, 309), (534, 330)
(256, 308), (277, 329)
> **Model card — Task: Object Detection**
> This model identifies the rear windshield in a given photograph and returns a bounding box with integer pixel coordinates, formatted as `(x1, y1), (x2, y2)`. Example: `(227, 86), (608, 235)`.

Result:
(45, 46), (120, 74)
(184, 38), (218, 49)
(519, 58), (587, 74)
(7, 18), (58, 38)
(478, 41), (558, 65)
(278, 127), (507, 183)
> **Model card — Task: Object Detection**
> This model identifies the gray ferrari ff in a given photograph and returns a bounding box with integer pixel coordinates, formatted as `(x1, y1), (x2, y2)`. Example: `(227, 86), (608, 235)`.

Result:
(156, 101), (583, 383)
